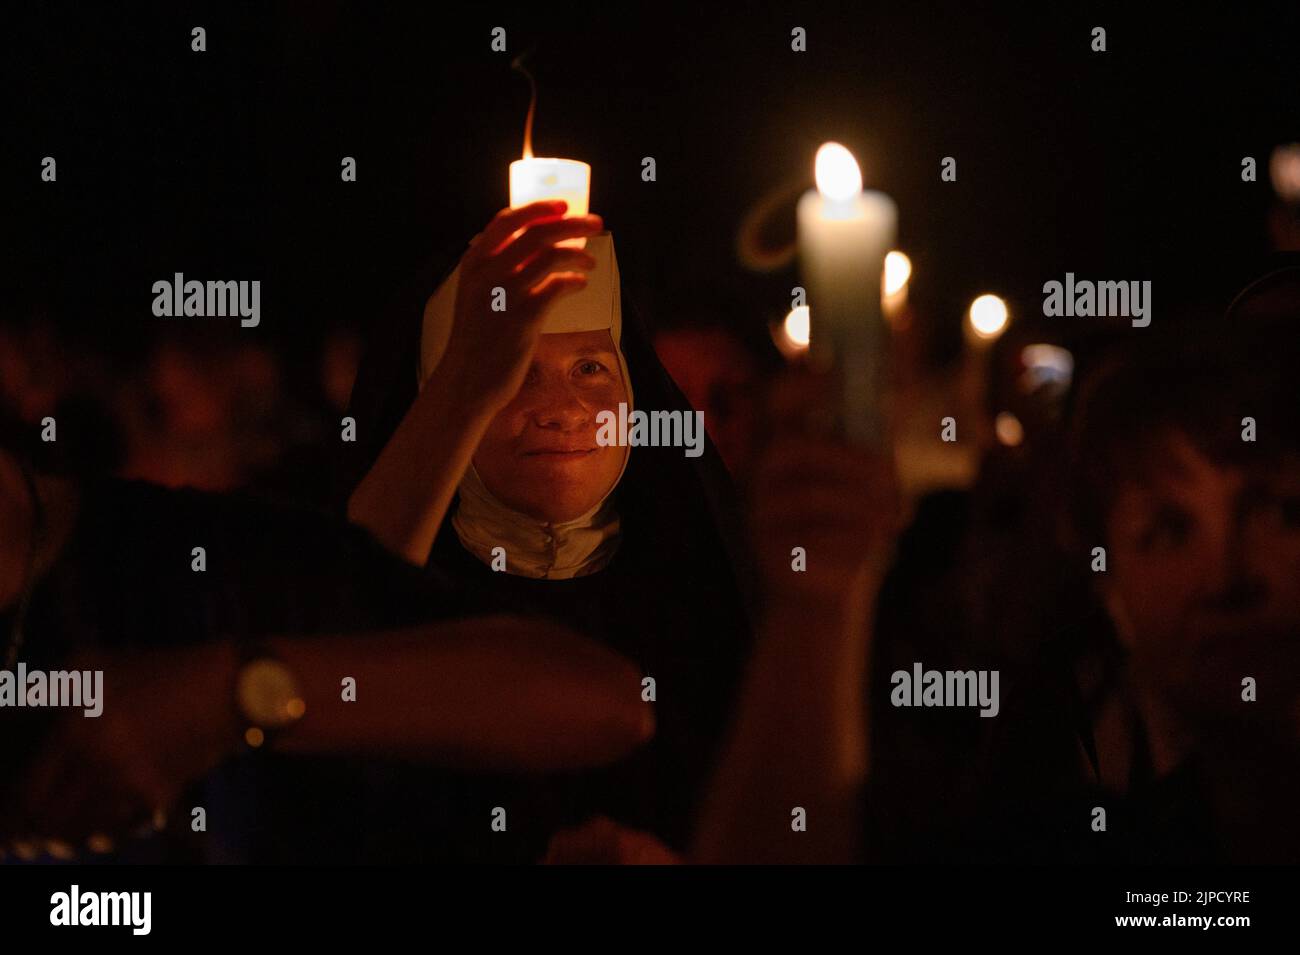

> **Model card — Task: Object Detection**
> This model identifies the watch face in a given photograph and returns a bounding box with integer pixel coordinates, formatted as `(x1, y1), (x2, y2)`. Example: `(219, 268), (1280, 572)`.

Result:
(236, 659), (305, 729)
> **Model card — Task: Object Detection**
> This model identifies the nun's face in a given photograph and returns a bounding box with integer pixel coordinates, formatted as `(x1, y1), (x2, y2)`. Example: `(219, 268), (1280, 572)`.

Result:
(474, 330), (629, 523)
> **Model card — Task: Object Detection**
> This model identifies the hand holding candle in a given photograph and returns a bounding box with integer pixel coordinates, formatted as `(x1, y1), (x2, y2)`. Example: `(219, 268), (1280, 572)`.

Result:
(435, 203), (602, 413)
(796, 143), (898, 447)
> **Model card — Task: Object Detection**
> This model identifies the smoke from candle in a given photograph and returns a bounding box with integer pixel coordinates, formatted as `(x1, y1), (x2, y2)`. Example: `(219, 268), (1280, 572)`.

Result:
(512, 53), (538, 160)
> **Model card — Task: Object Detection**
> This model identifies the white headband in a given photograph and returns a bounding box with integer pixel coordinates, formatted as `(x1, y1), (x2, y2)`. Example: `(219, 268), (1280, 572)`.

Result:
(419, 231), (625, 386)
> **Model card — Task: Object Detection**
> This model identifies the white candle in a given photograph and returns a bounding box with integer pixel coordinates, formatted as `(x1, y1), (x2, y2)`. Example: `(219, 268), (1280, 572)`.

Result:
(509, 157), (591, 249)
(797, 143), (897, 445)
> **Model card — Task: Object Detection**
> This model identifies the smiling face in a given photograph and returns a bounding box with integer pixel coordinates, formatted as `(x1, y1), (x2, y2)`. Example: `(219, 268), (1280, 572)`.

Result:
(1102, 432), (1300, 728)
(472, 330), (629, 523)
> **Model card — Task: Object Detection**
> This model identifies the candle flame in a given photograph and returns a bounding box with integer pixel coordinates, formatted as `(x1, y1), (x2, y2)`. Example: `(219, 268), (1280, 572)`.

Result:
(969, 294), (1009, 339)
(814, 142), (862, 201)
(884, 251), (912, 296)
(783, 306), (811, 347)
(995, 411), (1024, 446)
(512, 53), (538, 160)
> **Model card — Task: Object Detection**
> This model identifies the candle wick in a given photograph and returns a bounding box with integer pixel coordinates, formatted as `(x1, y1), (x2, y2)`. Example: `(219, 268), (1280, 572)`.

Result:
(511, 53), (538, 161)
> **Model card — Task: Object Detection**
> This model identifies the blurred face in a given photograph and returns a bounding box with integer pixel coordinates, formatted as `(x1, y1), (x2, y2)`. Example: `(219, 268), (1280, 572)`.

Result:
(653, 327), (758, 478)
(473, 330), (629, 523)
(1103, 432), (1300, 730)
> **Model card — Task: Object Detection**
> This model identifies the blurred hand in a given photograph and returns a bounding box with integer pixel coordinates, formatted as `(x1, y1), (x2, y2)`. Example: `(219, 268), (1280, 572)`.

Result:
(543, 815), (683, 865)
(440, 201), (603, 413)
(752, 367), (900, 605)
(6, 642), (237, 847)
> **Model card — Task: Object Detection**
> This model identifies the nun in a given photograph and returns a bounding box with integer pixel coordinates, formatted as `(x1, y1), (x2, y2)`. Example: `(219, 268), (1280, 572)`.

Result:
(343, 202), (754, 862)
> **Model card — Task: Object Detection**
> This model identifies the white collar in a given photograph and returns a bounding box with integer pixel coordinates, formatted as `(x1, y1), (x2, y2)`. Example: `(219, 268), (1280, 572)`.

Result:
(451, 465), (621, 579)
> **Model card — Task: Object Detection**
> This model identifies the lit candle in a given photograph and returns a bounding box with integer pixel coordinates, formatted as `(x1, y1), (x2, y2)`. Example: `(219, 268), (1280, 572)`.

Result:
(509, 157), (591, 248)
(797, 143), (897, 446)
(771, 305), (811, 360)
(959, 293), (1010, 451)
(882, 250), (911, 322)
(965, 293), (1009, 349)
(508, 59), (590, 248)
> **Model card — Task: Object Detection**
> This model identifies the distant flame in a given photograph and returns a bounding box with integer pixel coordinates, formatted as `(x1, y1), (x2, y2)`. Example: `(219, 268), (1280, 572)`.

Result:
(512, 54), (538, 160)
(769, 307), (810, 361)
(783, 306), (811, 347)
(969, 294), (1009, 339)
(995, 411), (1024, 446)
(884, 251), (912, 296)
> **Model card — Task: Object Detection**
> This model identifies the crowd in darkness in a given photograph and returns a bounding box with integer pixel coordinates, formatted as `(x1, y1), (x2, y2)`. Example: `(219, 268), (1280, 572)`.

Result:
(2, 5), (1298, 864)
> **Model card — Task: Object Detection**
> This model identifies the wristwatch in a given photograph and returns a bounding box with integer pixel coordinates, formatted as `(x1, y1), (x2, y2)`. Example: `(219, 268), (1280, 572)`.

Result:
(234, 646), (306, 749)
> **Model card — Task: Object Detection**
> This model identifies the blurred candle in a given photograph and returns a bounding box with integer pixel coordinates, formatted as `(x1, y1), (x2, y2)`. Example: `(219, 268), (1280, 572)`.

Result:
(772, 305), (812, 360)
(882, 250), (912, 322)
(797, 143), (898, 446)
(966, 293), (1009, 349)
(960, 293), (1009, 451)
(994, 411), (1024, 447)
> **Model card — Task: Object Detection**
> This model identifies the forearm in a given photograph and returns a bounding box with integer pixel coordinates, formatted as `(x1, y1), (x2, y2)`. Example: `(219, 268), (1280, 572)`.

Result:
(347, 365), (497, 565)
(8, 617), (652, 841)
(694, 576), (876, 864)
(264, 615), (653, 770)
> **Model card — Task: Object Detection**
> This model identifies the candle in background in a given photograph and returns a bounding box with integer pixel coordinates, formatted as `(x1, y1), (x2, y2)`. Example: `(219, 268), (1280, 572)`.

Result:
(882, 250), (911, 323)
(958, 293), (1010, 453)
(771, 305), (812, 360)
(965, 293), (1009, 349)
(797, 142), (898, 446)
(882, 250), (922, 411)
(509, 56), (591, 249)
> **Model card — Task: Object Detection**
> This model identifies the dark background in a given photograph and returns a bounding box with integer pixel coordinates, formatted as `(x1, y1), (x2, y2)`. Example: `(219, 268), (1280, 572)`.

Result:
(4, 1), (1298, 358)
